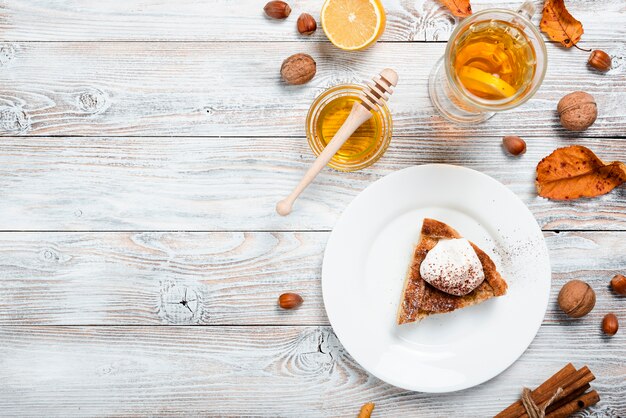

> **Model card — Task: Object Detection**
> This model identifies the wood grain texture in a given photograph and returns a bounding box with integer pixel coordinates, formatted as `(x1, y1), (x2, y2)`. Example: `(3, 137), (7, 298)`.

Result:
(0, 42), (625, 137)
(0, 325), (623, 417)
(0, 231), (624, 325)
(0, 232), (326, 325)
(0, 0), (623, 42)
(1, 1), (625, 416)
(0, 136), (624, 231)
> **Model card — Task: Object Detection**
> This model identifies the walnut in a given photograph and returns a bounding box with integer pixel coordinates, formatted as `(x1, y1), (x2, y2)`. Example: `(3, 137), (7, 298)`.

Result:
(558, 280), (596, 318)
(280, 53), (316, 85)
(557, 91), (597, 131)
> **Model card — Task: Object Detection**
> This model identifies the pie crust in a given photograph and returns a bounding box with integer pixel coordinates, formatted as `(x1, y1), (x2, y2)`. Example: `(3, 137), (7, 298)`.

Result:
(397, 218), (508, 324)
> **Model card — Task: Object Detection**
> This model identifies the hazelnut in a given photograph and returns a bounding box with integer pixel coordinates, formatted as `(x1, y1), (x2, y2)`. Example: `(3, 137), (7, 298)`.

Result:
(297, 13), (317, 35)
(557, 91), (597, 131)
(610, 274), (626, 296)
(601, 313), (619, 336)
(502, 136), (526, 156)
(278, 292), (303, 309)
(264, 1), (291, 19)
(588, 50), (612, 72)
(280, 53), (316, 85)
(558, 279), (596, 318)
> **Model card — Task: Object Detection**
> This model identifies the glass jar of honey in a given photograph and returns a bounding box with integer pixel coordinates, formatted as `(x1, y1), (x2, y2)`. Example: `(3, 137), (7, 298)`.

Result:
(306, 84), (393, 172)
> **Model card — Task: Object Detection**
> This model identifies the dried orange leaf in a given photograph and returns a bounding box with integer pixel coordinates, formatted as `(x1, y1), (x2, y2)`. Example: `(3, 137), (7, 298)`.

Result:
(438, 0), (472, 18)
(536, 146), (626, 200)
(540, 0), (584, 47)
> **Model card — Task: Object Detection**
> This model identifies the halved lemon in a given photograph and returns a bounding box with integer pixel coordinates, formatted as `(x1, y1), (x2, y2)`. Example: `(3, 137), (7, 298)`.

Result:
(458, 66), (517, 99)
(321, 0), (386, 51)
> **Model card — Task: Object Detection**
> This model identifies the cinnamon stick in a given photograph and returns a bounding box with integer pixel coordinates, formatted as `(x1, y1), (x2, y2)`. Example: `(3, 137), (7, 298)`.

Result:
(545, 390), (600, 418)
(517, 367), (595, 418)
(495, 363), (576, 418)
(545, 383), (590, 413)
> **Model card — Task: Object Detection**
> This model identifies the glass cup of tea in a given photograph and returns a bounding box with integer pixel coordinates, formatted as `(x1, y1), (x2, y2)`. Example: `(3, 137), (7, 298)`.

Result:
(428, 2), (547, 124)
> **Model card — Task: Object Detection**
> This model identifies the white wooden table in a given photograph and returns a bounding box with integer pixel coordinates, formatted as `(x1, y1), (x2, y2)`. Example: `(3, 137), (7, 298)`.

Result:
(0, 1), (624, 416)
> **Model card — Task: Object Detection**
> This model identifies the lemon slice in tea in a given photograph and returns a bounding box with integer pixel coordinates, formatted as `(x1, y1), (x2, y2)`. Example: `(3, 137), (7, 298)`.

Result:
(458, 66), (517, 99)
(321, 0), (386, 51)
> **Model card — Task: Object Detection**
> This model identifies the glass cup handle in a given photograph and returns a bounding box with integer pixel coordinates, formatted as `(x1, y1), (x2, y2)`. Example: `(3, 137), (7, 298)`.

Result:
(516, 0), (536, 20)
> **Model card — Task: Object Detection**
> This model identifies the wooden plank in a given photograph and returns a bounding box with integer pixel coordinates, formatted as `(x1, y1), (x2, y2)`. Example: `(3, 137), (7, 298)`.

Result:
(0, 0), (623, 42)
(0, 325), (622, 416)
(0, 42), (624, 138)
(0, 232), (327, 325)
(0, 136), (624, 231)
(0, 231), (624, 325)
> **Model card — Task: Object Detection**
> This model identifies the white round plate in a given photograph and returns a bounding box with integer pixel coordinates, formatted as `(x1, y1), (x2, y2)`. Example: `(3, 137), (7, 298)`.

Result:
(322, 164), (551, 393)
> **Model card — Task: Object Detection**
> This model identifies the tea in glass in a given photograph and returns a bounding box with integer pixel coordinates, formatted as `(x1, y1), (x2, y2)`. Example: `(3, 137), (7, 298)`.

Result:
(452, 20), (536, 101)
(428, 3), (547, 124)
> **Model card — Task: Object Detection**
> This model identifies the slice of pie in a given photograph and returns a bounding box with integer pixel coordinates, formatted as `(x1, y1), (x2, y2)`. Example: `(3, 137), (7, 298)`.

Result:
(397, 218), (508, 325)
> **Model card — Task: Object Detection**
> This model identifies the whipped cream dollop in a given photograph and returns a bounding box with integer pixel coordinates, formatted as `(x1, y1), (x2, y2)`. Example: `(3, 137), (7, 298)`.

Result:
(419, 238), (485, 296)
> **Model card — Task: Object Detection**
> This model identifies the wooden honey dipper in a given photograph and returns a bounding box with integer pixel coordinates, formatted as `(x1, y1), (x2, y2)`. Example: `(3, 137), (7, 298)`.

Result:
(276, 68), (398, 216)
